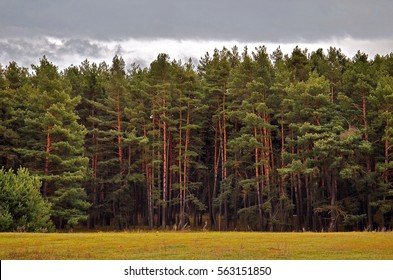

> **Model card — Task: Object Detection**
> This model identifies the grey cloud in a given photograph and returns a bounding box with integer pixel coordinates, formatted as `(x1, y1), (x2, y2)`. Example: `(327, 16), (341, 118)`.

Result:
(1, 0), (392, 42)
(1, 0), (392, 70)
(0, 37), (110, 68)
(60, 39), (107, 57)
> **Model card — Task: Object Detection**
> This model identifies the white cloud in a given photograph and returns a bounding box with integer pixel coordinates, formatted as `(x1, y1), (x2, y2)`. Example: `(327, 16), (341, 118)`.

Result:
(1, 36), (392, 70)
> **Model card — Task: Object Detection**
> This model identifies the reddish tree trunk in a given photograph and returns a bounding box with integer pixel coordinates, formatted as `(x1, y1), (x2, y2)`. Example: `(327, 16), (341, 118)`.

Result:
(385, 126), (389, 184)
(280, 113), (285, 195)
(162, 99), (168, 229)
(178, 97), (184, 228)
(43, 126), (52, 197)
(254, 126), (263, 230)
(223, 94), (227, 180)
(117, 92), (123, 174)
(182, 99), (191, 228)
(362, 93), (368, 142)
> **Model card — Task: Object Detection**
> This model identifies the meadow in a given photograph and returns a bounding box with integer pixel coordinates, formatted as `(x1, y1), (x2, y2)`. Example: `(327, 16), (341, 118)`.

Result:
(1, 231), (392, 260)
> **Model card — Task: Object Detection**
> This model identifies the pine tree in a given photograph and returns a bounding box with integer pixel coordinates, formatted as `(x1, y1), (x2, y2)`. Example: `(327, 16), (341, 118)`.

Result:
(370, 75), (393, 229)
(198, 47), (234, 230)
(342, 52), (377, 228)
(123, 64), (151, 228)
(0, 62), (29, 169)
(0, 167), (54, 232)
(15, 57), (89, 229)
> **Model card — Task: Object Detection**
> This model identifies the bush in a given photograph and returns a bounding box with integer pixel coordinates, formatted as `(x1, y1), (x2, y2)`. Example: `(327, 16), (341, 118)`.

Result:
(0, 167), (54, 232)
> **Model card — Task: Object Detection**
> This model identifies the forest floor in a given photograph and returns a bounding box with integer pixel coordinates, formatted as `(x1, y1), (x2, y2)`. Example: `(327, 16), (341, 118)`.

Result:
(1, 231), (392, 260)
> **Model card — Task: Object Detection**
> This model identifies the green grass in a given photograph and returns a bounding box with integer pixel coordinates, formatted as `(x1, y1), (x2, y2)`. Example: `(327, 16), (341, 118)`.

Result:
(1, 231), (392, 260)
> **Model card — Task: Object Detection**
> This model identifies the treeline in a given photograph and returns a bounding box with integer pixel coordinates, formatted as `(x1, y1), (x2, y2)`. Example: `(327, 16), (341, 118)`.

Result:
(1, 46), (393, 232)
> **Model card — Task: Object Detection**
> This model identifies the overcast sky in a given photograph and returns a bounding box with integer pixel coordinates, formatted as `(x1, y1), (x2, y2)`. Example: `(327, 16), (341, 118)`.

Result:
(1, 0), (392, 69)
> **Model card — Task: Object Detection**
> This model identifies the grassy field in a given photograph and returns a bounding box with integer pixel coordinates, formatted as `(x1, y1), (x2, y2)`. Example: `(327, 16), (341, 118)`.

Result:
(1, 231), (392, 260)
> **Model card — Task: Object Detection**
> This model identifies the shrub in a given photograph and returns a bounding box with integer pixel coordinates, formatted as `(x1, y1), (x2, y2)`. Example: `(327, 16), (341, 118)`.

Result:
(0, 168), (54, 232)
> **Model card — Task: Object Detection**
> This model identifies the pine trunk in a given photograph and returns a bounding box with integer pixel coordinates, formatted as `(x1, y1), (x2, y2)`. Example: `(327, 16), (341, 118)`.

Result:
(43, 126), (51, 197)
(117, 91), (123, 174)
(218, 117), (224, 232)
(362, 93), (368, 142)
(147, 120), (154, 228)
(162, 99), (167, 229)
(329, 176), (337, 232)
(212, 121), (219, 229)
(280, 113), (285, 195)
(91, 95), (97, 206)
(254, 126), (263, 231)
(178, 97), (184, 228)
(385, 125), (389, 183)
(182, 99), (191, 228)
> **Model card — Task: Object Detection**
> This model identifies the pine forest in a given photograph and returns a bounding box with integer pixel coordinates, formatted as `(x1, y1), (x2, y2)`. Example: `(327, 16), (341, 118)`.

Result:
(1, 46), (393, 232)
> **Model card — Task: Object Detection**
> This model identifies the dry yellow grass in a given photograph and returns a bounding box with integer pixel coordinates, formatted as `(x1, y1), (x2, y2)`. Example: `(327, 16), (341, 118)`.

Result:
(1, 231), (392, 260)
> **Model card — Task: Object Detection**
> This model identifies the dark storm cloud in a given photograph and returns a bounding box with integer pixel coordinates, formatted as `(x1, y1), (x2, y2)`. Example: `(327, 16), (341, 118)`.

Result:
(1, 0), (392, 42)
